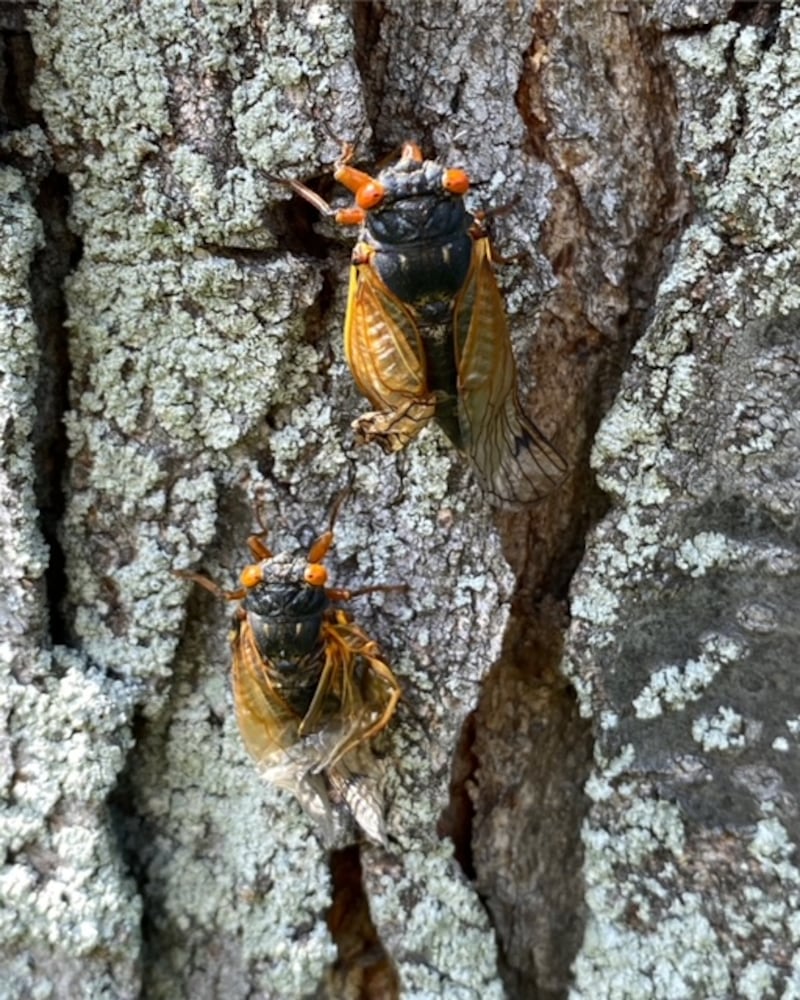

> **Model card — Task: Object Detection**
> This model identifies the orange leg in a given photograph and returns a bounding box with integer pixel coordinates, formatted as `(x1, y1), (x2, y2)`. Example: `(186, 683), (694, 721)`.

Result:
(308, 530), (334, 564)
(333, 161), (378, 195)
(247, 533), (272, 561)
(306, 485), (354, 563)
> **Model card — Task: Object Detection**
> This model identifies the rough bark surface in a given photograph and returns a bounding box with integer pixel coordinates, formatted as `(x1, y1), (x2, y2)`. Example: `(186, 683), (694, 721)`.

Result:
(566, 5), (800, 997)
(0, 2), (797, 1000)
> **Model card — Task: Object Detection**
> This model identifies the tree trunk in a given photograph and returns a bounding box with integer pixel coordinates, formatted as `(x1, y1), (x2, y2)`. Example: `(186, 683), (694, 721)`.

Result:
(1, 1), (797, 998)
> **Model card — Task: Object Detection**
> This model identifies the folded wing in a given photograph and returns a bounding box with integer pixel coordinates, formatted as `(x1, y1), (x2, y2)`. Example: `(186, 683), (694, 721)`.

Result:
(452, 237), (567, 505)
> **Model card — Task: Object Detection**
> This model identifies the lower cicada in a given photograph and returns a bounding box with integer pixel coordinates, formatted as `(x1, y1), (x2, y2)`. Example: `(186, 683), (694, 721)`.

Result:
(277, 141), (567, 506)
(176, 502), (402, 845)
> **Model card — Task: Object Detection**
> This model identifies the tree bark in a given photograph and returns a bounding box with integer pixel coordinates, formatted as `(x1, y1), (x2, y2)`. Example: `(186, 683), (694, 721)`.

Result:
(1, 1), (797, 998)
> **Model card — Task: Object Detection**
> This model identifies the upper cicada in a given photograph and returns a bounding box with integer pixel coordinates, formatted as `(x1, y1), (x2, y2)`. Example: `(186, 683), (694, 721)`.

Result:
(278, 141), (567, 506)
(176, 502), (402, 845)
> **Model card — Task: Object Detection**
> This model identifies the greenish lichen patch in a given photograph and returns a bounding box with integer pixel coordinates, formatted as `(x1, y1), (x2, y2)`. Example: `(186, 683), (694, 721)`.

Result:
(566, 8), (800, 995)
(691, 706), (748, 752)
(631, 632), (747, 720)
(365, 845), (505, 999)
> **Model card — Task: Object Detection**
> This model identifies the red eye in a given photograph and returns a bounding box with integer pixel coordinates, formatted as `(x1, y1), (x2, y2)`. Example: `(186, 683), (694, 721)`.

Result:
(240, 564), (262, 589)
(356, 181), (386, 210)
(443, 168), (469, 195)
(304, 563), (328, 587)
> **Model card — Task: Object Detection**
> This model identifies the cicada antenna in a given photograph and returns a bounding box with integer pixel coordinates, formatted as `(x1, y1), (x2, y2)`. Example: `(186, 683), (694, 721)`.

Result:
(172, 568), (246, 602)
(265, 173), (338, 218)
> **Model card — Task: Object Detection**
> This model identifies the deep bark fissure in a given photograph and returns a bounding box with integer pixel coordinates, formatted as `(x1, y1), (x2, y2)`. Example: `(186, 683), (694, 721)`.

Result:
(438, 710), (478, 880)
(351, 0), (387, 142)
(2, 27), (79, 648)
(324, 845), (400, 999)
(728, 0), (782, 34)
(30, 169), (79, 648)
(1, 28), (35, 127)
(462, 9), (690, 999)
(106, 708), (158, 993)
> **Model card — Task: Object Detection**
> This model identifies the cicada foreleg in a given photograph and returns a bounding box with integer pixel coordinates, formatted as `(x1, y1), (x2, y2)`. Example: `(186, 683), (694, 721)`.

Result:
(246, 533), (272, 561)
(268, 143), (375, 228)
(351, 395), (439, 453)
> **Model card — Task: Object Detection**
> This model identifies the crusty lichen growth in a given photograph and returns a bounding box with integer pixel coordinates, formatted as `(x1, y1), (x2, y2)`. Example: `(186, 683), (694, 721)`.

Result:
(0, 161), (141, 995)
(13, 0), (519, 995)
(565, 8), (800, 996)
(0, 166), (49, 637)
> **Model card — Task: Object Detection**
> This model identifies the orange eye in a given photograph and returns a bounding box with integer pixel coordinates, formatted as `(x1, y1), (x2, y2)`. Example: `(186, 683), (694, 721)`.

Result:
(304, 563), (328, 588)
(240, 563), (263, 589)
(356, 180), (386, 210)
(443, 168), (469, 195)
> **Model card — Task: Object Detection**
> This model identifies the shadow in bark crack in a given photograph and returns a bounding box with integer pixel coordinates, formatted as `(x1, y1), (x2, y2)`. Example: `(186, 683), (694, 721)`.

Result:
(2, 27), (81, 650)
(323, 845), (400, 1000)
(463, 6), (689, 998)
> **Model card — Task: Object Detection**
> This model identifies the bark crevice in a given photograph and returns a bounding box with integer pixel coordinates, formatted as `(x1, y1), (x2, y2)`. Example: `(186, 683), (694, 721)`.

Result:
(468, 7), (690, 997)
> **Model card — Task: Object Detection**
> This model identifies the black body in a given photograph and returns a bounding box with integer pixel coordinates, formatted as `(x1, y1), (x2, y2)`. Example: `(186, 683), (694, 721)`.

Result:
(363, 156), (474, 323)
(242, 555), (330, 716)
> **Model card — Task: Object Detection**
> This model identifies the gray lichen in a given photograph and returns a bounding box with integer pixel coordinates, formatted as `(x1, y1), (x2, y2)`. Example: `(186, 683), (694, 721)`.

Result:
(5, 1), (517, 996)
(565, 7), (800, 996)
(0, 162), (141, 995)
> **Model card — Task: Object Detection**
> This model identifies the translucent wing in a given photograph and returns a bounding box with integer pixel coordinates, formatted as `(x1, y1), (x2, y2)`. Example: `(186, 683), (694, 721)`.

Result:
(231, 619), (300, 764)
(232, 619), (341, 840)
(300, 612), (401, 770)
(326, 746), (388, 847)
(452, 237), (567, 505)
(343, 249), (437, 450)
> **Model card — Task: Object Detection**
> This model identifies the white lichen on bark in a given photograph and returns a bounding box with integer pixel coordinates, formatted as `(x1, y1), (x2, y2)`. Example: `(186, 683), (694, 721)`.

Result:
(566, 8), (800, 997)
(4, 1), (517, 996)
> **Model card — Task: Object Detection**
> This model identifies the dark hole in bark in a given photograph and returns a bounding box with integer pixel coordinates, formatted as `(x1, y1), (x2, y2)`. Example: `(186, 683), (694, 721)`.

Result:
(325, 844), (400, 999)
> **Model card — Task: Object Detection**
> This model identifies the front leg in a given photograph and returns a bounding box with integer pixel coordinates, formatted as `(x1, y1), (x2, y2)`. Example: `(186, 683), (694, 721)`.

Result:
(352, 394), (437, 453)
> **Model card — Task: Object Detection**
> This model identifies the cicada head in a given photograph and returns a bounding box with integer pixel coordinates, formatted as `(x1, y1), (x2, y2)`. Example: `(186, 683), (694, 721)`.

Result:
(352, 148), (473, 320)
(240, 552), (330, 663)
(367, 147), (472, 250)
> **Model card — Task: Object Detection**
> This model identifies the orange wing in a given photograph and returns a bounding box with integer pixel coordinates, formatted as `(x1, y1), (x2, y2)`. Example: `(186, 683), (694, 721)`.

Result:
(230, 619), (301, 765)
(343, 248), (437, 450)
(299, 611), (401, 770)
(231, 613), (398, 844)
(452, 237), (567, 505)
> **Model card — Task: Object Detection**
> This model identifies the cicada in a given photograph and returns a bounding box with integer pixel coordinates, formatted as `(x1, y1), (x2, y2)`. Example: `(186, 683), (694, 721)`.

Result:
(176, 503), (401, 845)
(278, 141), (567, 506)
